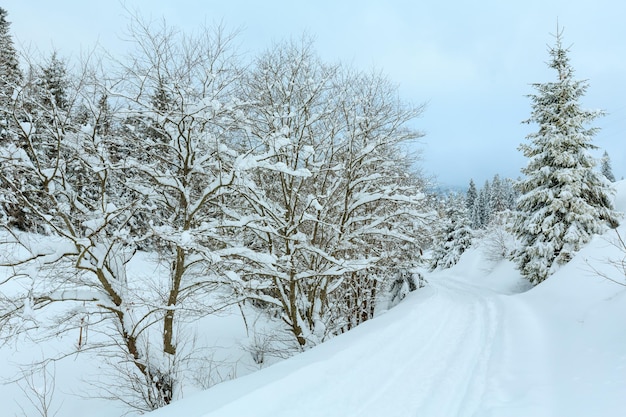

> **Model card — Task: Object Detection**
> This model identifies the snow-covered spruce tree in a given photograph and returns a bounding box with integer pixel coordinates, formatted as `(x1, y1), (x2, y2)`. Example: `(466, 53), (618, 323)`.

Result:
(490, 174), (507, 213)
(430, 193), (473, 270)
(37, 52), (70, 111)
(466, 175), (516, 231)
(503, 177), (519, 210)
(466, 178), (477, 214)
(600, 150), (616, 182)
(0, 7), (23, 224)
(0, 51), (74, 231)
(0, 7), (22, 105)
(479, 174), (518, 262)
(0, 51), (77, 233)
(471, 179), (491, 229)
(512, 30), (619, 285)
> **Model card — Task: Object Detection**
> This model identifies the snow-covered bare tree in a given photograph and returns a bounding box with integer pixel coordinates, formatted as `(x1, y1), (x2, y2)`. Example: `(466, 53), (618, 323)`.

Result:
(91, 17), (258, 409)
(0, 48), (159, 411)
(236, 38), (429, 348)
(113, 16), (245, 349)
(0, 47), (172, 410)
(512, 29), (620, 284)
(0, 13), (432, 411)
(235, 38), (347, 347)
(0, 16), (254, 412)
(326, 69), (429, 334)
(481, 210), (516, 264)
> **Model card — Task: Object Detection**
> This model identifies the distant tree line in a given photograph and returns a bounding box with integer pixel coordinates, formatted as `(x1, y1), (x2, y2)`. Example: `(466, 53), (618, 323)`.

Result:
(465, 175), (518, 229)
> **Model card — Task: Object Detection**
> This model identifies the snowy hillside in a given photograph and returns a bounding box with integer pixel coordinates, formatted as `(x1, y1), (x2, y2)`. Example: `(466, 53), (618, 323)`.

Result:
(2, 183), (625, 417)
(139, 182), (626, 417)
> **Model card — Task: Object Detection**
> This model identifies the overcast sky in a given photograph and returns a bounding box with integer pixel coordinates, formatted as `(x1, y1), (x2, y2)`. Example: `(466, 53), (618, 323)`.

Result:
(4, 0), (625, 187)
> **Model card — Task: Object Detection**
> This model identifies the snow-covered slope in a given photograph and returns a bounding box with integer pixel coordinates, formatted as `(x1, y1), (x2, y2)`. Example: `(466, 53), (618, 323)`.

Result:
(143, 182), (626, 417)
(3, 182), (625, 417)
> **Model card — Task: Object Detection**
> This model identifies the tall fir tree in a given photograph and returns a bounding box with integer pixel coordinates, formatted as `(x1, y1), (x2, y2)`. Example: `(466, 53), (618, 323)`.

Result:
(466, 178), (477, 212)
(504, 177), (519, 209)
(430, 193), (473, 270)
(0, 8), (23, 225)
(0, 8), (22, 97)
(600, 150), (616, 182)
(0, 7), (22, 140)
(472, 179), (491, 228)
(490, 174), (507, 213)
(512, 29), (619, 285)
(38, 52), (69, 110)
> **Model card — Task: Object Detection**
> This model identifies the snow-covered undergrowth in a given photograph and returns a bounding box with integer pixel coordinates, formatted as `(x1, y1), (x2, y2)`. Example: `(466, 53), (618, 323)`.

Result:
(2, 182), (626, 417)
(0, 246), (288, 417)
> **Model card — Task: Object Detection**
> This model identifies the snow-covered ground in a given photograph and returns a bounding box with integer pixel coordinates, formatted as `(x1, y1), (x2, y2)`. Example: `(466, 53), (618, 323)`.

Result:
(145, 182), (626, 417)
(143, 253), (625, 417)
(3, 182), (626, 416)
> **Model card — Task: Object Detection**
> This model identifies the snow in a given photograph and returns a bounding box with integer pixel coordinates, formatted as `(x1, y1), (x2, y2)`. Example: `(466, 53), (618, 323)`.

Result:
(141, 184), (626, 416)
(19, 121), (35, 134)
(143, 256), (622, 417)
(3, 185), (626, 417)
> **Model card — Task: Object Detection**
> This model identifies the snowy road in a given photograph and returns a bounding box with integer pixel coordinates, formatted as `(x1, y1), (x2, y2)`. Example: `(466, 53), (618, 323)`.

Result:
(146, 226), (626, 417)
(150, 270), (556, 417)
(390, 278), (501, 417)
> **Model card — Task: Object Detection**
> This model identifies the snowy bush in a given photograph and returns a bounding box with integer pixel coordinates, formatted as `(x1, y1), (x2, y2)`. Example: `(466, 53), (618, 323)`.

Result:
(387, 269), (425, 308)
(481, 211), (517, 264)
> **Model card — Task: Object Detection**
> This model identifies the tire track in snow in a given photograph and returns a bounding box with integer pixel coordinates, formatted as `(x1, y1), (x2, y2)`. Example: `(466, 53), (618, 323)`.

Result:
(276, 281), (492, 417)
(477, 294), (557, 417)
(333, 275), (503, 417)
(407, 276), (501, 417)
(348, 285), (475, 417)
(183, 273), (547, 417)
(370, 274), (555, 417)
